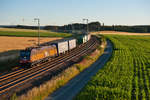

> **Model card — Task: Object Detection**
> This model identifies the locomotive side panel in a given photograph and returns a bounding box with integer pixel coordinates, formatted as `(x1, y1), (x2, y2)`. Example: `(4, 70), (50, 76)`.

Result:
(30, 46), (57, 62)
(30, 49), (45, 62)
(48, 46), (57, 56)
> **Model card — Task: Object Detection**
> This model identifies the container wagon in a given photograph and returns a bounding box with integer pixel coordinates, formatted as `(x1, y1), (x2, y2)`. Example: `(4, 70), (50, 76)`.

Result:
(76, 35), (86, 45)
(20, 45), (57, 66)
(76, 35), (83, 45)
(87, 34), (91, 41)
(52, 40), (68, 55)
(68, 38), (76, 50)
(84, 35), (88, 42)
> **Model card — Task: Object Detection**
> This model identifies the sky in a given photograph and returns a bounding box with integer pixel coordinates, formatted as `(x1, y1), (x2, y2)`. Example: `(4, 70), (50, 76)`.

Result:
(0, 0), (150, 26)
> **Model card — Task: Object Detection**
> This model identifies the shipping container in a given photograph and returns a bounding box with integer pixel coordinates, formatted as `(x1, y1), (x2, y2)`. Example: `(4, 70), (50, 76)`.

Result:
(68, 38), (76, 50)
(87, 34), (91, 41)
(84, 35), (88, 42)
(76, 34), (89, 45)
(52, 40), (68, 54)
(76, 35), (84, 45)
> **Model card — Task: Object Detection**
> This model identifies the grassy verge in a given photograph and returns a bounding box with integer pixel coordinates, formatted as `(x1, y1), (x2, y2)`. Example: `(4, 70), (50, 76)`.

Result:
(0, 31), (71, 38)
(12, 35), (106, 100)
(75, 35), (150, 100)
(0, 28), (72, 38)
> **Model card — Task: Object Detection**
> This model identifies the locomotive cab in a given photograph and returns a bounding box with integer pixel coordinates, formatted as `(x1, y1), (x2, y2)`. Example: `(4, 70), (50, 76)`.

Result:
(20, 50), (31, 66)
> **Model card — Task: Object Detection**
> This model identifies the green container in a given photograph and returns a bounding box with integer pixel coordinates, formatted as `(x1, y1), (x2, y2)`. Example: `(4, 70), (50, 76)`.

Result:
(76, 35), (86, 45)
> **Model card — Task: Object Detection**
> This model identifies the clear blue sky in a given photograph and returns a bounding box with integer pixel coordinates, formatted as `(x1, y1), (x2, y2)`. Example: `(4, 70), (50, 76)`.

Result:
(0, 0), (150, 26)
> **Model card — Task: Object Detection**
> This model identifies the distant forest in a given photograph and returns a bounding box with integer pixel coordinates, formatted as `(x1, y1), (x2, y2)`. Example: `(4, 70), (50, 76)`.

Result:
(2, 22), (150, 33)
(44, 22), (150, 33)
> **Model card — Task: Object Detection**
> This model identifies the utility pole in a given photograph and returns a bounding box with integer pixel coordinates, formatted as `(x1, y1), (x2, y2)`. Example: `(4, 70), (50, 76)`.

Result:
(71, 23), (74, 34)
(34, 18), (40, 46)
(83, 19), (89, 34)
(83, 19), (89, 51)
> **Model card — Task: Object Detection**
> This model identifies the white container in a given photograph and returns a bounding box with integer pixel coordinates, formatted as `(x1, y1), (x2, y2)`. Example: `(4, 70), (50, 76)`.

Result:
(87, 34), (91, 41)
(85, 35), (88, 42)
(83, 36), (86, 43)
(83, 35), (88, 43)
(68, 39), (76, 50)
(52, 40), (68, 54)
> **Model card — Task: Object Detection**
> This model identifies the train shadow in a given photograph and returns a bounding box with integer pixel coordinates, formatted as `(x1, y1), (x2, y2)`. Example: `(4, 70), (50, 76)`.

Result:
(0, 50), (20, 73)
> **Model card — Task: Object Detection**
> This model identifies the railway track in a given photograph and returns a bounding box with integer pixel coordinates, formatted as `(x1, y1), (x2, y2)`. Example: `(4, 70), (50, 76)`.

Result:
(0, 36), (100, 98)
(0, 38), (94, 84)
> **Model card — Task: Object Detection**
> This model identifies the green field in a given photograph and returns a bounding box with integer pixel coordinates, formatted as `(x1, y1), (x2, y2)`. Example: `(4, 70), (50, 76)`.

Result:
(75, 35), (150, 100)
(0, 28), (72, 37)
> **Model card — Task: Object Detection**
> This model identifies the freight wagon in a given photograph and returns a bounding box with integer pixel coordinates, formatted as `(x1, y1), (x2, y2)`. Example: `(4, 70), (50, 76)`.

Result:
(68, 38), (76, 50)
(76, 34), (89, 45)
(51, 40), (69, 55)
(84, 35), (88, 42)
(87, 34), (91, 41)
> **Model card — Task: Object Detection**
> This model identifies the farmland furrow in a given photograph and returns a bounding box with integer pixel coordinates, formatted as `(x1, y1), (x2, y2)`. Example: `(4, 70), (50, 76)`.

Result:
(75, 35), (150, 100)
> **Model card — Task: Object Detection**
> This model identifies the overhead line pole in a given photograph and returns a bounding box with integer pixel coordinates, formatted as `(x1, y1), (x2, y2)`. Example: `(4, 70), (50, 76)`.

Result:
(34, 18), (40, 46)
(83, 19), (89, 34)
(71, 23), (74, 34)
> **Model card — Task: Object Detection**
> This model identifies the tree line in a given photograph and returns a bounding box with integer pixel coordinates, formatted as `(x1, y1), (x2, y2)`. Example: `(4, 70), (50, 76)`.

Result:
(3, 22), (150, 33)
(44, 22), (150, 33)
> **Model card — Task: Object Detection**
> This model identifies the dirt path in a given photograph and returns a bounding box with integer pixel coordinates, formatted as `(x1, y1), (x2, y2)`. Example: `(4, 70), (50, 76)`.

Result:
(45, 40), (113, 100)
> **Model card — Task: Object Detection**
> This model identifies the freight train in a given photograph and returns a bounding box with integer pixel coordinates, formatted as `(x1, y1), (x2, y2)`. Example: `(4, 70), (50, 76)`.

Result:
(19, 34), (91, 67)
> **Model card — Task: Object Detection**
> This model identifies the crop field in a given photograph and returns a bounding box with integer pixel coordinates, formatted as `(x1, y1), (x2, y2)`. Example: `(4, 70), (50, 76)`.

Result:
(75, 35), (150, 100)
(92, 31), (150, 36)
(0, 36), (62, 53)
(0, 28), (71, 37)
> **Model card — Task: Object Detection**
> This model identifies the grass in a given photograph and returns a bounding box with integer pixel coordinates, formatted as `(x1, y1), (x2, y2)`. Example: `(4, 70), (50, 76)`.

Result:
(0, 28), (72, 38)
(13, 35), (106, 100)
(75, 35), (150, 100)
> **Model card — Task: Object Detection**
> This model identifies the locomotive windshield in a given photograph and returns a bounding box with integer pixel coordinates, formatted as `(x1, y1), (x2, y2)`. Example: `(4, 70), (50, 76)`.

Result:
(20, 50), (30, 60)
